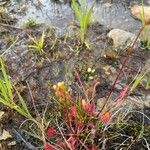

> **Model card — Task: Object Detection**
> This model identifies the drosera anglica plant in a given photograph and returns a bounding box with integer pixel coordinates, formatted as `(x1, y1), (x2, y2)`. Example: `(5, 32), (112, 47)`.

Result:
(72, 0), (95, 45)
(43, 76), (117, 149)
(28, 31), (46, 55)
(42, 69), (139, 149)
(49, 66), (150, 149)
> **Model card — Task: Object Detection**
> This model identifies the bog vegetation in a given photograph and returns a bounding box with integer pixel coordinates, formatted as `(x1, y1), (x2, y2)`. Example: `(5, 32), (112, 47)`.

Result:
(0, 0), (150, 150)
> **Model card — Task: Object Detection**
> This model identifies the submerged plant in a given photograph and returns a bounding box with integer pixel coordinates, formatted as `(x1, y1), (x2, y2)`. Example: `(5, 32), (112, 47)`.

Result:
(29, 31), (45, 55)
(72, 0), (95, 44)
(0, 58), (32, 119)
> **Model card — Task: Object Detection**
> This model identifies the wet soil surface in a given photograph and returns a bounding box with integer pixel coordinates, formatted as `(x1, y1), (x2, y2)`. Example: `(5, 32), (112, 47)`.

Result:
(0, 0), (150, 150)
(3, 0), (150, 34)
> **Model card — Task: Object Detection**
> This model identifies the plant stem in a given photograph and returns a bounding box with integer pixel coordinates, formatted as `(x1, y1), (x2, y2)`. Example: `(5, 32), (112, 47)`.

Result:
(106, 26), (144, 101)
(97, 26), (145, 117)
(75, 70), (88, 101)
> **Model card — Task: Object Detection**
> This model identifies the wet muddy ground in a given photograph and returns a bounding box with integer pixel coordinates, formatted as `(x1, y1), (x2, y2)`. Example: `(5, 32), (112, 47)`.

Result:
(0, 0), (150, 150)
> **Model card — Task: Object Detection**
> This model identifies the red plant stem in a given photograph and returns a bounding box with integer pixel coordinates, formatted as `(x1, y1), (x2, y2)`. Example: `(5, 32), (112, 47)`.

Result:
(66, 113), (75, 133)
(75, 70), (88, 101)
(106, 27), (144, 101)
(78, 138), (89, 150)
(97, 27), (144, 117)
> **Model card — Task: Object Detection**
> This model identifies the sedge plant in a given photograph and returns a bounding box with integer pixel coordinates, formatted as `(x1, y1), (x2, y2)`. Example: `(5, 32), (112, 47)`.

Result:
(0, 59), (49, 148)
(29, 31), (45, 55)
(72, 0), (95, 45)
(0, 58), (32, 119)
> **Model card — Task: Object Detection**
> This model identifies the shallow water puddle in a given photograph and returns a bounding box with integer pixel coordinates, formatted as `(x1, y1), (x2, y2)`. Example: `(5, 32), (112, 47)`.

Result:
(11, 0), (73, 34)
(93, 1), (140, 32)
(10, 0), (141, 34)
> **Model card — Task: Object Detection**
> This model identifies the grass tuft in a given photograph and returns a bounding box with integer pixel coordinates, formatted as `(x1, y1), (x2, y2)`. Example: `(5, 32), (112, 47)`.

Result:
(0, 58), (32, 119)
(72, 0), (95, 45)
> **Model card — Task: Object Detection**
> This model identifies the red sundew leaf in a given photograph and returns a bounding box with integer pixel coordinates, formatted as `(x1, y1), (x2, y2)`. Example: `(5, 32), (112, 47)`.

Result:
(81, 99), (94, 114)
(57, 141), (66, 147)
(56, 87), (66, 97)
(66, 95), (73, 101)
(67, 136), (77, 149)
(70, 106), (77, 118)
(44, 143), (54, 150)
(100, 111), (111, 124)
(86, 103), (94, 114)
(76, 119), (84, 130)
(47, 127), (57, 138)
(91, 126), (96, 135)
(58, 137), (77, 149)
(115, 86), (129, 102)
(56, 87), (72, 101)
(90, 146), (97, 150)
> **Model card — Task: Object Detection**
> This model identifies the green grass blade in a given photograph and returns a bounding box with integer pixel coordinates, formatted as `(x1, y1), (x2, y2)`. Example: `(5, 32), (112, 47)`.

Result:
(0, 59), (13, 100)
(141, 0), (145, 27)
(39, 31), (45, 49)
(16, 90), (32, 118)
(0, 97), (11, 107)
(72, 0), (82, 24)
(28, 45), (39, 49)
(130, 72), (147, 92)
(0, 59), (32, 119)
(29, 36), (39, 46)
(0, 79), (9, 102)
(84, 2), (95, 29)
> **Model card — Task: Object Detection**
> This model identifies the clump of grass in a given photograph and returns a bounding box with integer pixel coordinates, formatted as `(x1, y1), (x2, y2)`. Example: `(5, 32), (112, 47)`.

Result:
(22, 17), (39, 29)
(72, 0), (95, 45)
(0, 58), (32, 119)
(28, 31), (45, 55)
